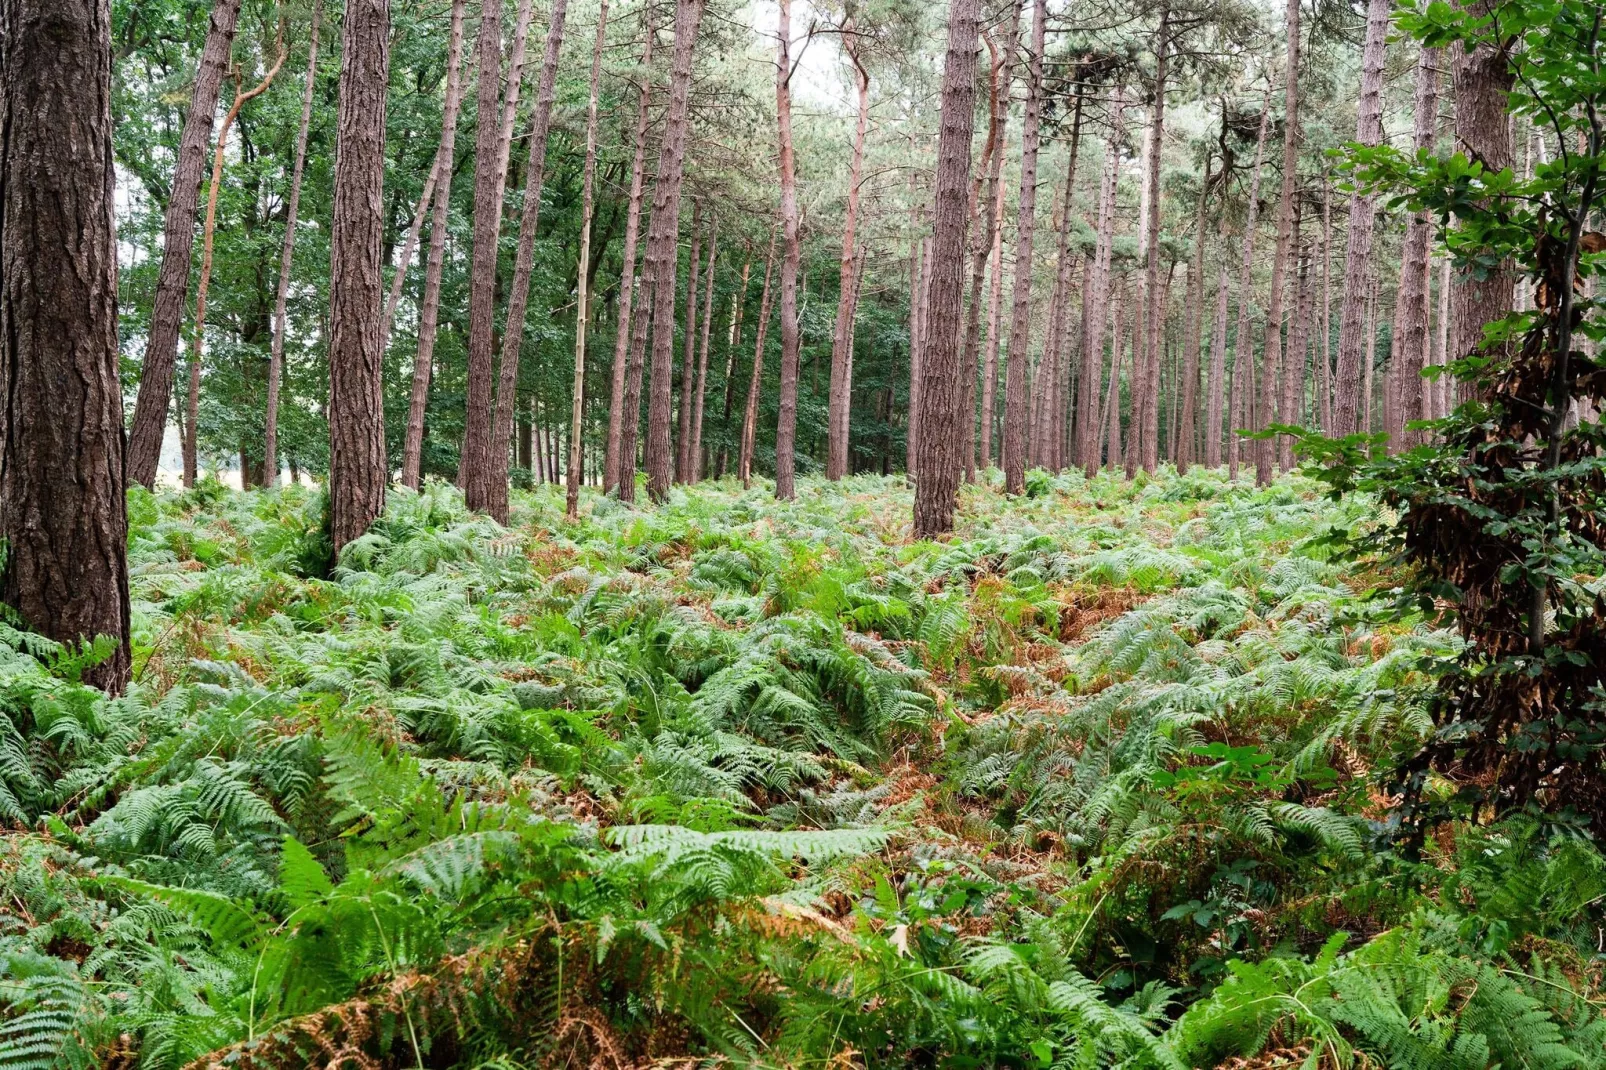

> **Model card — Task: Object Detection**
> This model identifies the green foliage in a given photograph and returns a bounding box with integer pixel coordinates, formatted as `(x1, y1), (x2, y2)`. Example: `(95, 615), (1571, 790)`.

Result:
(1, 473), (1601, 1067)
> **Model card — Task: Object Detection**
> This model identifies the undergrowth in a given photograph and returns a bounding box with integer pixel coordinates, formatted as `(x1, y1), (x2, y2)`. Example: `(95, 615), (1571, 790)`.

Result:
(0, 470), (1601, 1068)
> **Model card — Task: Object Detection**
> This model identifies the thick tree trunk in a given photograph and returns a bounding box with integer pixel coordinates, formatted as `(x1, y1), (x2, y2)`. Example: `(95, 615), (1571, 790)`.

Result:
(126, 0), (242, 489)
(458, 0), (536, 509)
(1079, 108), (1123, 477)
(642, 0), (706, 502)
(911, 0), (980, 536)
(1255, 0), (1300, 484)
(0, 0), (131, 692)
(1449, 4), (1515, 393)
(690, 216), (718, 482)
(739, 232), (778, 485)
(676, 202), (704, 482)
(401, 0), (468, 490)
(827, 37), (872, 480)
(268, 0), (328, 490)
(1331, 0), (1390, 434)
(603, 20), (655, 493)
(566, 0), (609, 518)
(327, 0), (391, 551)
(1434, 255), (1451, 417)
(1227, 97), (1271, 481)
(484, 0), (569, 523)
(772, 0), (803, 500)
(1000, 0), (1046, 495)
(1177, 159), (1212, 473)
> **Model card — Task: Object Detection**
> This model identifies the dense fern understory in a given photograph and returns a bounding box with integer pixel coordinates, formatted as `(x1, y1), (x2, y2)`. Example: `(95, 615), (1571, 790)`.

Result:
(1, 471), (1602, 1069)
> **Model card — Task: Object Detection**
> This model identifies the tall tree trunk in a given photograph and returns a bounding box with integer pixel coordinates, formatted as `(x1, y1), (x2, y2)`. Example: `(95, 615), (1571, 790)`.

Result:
(1079, 108), (1123, 477)
(1394, 45), (1441, 446)
(1177, 158), (1212, 473)
(1000, 0), (1046, 496)
(690, 215), (718, 482)
(1227, 96), (1271, 481)
(642, 0), (707, 502)
(458, 0), (536, 509)
(960, 8), (1019, 479)
(1280, 228), (1312, 468)
(911, 0), (981, 536)
(268, 0), (329, 490)
(566, 0), (609, 518)
(484, 0), (569, 523)
(1448, 2), (1515, 395)
(186, 35), (287, 489)
(327, 0), (391, 551)
(772, 0), (803, 500)
(739, 231), (778, 485)
(1043, 92), (1084, 471)
(126, 0), (243, 489)
(1102, 274), (1130, 471)
(1434, 255), (1451, 417)
(1134, 7), (1170, 477)
(1320, 181), (1334, 431)
(907, 234), (932, 473)
(1331, 0), (1390, 433)
(715, 256), (750, 477)
(401, 0), (468, 489)
(978, 137), (1010, 470)
(0, 0), (131, 692)
(603, 18), (655, 493)
(827, 35), (872, 480)
(676, 201), (704, 482)
(379, 153), (442, 349)
(1256, 0), (1300, 483)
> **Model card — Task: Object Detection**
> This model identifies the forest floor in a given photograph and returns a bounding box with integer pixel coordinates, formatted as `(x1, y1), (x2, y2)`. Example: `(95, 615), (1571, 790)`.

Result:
(2, 470), (1604, 1069)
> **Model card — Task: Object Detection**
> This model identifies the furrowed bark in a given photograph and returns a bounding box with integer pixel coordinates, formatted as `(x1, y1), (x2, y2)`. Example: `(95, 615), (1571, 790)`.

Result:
(911, 0), (981, 536)
(327, 0), (392, 551)
(603, 18), (656, 493)
(0, 0), (132, 691)
(1331, 0), (1390, 433)
(1000, 0), (1046, 496)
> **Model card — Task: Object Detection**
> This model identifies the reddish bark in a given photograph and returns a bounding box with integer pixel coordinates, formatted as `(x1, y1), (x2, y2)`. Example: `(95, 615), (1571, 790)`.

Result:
(1000, 0), (1046, 495)
(1331, 0), (1390, 434)
(0, 0), (131, 691)
(458, 0), (536, 510)
(1079, 107), (1123, 477)
(1227, 96), (1271, 481)
(1256, 0), (1300, 483)
(126, 0), (243, 489)
(327, 0), (392, 551)
(485, 0), (568, 523)
(642, 0), (707, 502)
